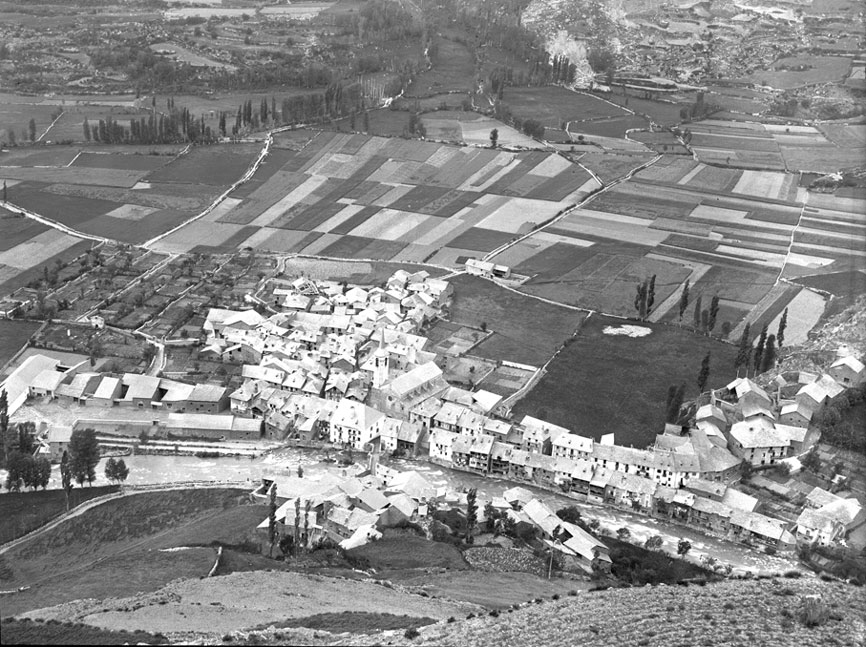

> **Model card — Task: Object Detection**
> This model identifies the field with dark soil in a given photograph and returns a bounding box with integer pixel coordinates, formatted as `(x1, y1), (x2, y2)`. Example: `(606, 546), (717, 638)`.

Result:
(512, 315), (739, 447)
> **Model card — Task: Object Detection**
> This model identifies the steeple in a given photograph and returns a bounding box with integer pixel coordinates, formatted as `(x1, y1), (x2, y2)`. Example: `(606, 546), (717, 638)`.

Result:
(372, 328), (389, 389)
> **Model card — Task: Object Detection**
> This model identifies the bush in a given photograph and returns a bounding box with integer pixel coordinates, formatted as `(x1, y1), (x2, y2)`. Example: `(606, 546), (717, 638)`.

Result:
(784, 570), (802, 578)
(404, 627), (420, 639)
(799, 598), (829, 627)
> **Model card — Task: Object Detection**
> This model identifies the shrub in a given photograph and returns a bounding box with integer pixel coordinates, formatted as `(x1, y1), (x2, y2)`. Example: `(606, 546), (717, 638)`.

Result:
(799, 597), (829, 627)
(223, 635), (234, 643)
(489, 610), (499, 617)
(784, 570), (802, 578)
(404, 627), (420, 639)
(447, 617), (455, 623)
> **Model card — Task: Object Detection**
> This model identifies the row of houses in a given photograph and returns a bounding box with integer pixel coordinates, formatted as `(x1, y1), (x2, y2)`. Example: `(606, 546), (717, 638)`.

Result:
(1, 354), (231, 416)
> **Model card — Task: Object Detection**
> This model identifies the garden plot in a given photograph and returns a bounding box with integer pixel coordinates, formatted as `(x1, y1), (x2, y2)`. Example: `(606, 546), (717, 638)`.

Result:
(0, 166), (146, 188)
(104, 204), (159, 221)
(474, 196), (570, 234)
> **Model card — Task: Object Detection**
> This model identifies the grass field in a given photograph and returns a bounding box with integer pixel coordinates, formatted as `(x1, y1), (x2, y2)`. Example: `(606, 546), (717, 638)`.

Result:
(0, 320), (41, 366)
(1, 488), (250, 618)
(512, 314), (739, 448)
(257, 611), (437, 634)
(347, 531), (469, 571)
(0, 485), (119, 545)
(447, 273), (588, 367)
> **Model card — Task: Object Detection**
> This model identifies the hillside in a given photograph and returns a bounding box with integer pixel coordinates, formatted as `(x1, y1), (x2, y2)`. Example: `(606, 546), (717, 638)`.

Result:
(382, 578), (866, 647)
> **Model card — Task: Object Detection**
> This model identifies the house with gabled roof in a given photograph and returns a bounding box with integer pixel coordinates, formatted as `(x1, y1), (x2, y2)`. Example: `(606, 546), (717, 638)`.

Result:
(779, 400), (813, 428)
(520, 415), (569, 455)
(728, 419), (790, 466)
(329, 398), (385, 450)
(552, 432), (594, 461)
(828, 355), (864, 387)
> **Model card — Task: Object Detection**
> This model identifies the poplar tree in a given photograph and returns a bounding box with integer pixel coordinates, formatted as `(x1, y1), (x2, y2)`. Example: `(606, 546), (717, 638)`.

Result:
(83, 118), (91, 142)
(735, 323), (751, 375)
(708, 295), (720, 332)
(268, 482), (277, 557)
(761, 334), (777, 373)
(753, 323), (768, 375)
(697, 352), (711, 393)
(678, 279), (690, 321)
(777, 308), (788, 348)
(693, 294), (703, 328)
(647, 275), (656, 314)
(465, 488), (478, 544)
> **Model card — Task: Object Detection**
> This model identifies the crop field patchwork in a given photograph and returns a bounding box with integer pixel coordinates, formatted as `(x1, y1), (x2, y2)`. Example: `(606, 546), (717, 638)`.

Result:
(503, 86), (633, 129)
(0, 145), (254, 244)
(487, 152), (860, 327)
(153, 131), (600, 260)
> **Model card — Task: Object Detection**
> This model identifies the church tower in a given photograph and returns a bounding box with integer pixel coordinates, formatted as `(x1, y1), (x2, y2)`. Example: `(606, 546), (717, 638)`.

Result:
(372, 328), (390, 389)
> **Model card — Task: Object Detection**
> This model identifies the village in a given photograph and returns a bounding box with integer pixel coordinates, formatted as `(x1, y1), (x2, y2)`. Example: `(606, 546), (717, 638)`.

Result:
(3, 265), (864, 578)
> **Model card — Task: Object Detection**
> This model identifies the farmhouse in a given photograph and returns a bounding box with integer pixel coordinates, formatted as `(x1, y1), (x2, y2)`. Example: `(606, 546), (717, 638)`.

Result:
(1, 354), (85, 415)
(827, 355), (864, 387)
(728, 419), (790, 466)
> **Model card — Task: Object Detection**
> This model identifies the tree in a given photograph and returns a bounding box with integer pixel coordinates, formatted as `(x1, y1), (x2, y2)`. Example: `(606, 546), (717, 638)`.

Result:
(268, 482), (277, 557)
(634, 280), (648, 319)
(735, 323), (751, 376)
(489, 128), (498, 148)
(647, 275), (656, 314)
(465, 488), (478, 544)
(556, 506), (582, 525)
(708, 295), (720, 332)
(83, 118), (91, 142)
(484, 501), (498, 532)
(616, 527), (631, 541)
(677, 538), (692, 556)
(761, 334), (776, 372)
(644, 535), (663, 551)
(693, 294), (703, 328)
(293, 497), (301, 552)
(697, 352), (711, 393)
(678, 279), (690, 320)
(666, 383), (686, 424)
(105, 457), (117, 483)
(0, 389), (8, 465)
(105, 457), (129, 485)
(753, 323), (768, 375)
(28, 118), (36, 142)
(777, 308), (788, 349)
(68, 428), (100, 486)
(60, 450), (73, 511)
(363, 111), (370, 133)
(801, 447), (821, 472)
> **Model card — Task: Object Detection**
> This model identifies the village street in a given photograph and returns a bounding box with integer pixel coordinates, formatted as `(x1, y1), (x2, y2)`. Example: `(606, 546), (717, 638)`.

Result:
(18, 448), (802, 577)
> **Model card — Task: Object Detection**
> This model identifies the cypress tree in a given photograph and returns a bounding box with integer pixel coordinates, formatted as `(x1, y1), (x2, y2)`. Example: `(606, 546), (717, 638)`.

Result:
(647, 275), (656, 314)
(735, 323), (752, 375)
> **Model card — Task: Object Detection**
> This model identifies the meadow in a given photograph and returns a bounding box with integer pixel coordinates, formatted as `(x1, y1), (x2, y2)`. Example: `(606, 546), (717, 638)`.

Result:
(447, 274), (588, 368)
(511, 314), (740, 448)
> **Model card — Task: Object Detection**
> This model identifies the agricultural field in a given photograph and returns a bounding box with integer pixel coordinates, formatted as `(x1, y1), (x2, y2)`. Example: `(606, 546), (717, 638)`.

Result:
(686, 120), (866, 174)
(0, 213), (94, 295)
(155, 131), (600, 260)
(1, 144), (259, 245)
(421, 110), (543, 148)
(503, 86), (634, 130)
(490, 152), (861, 334)
(511, 314), (740, 448)
(0, 320), (40, 367)
(750, 55), (853, 89)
